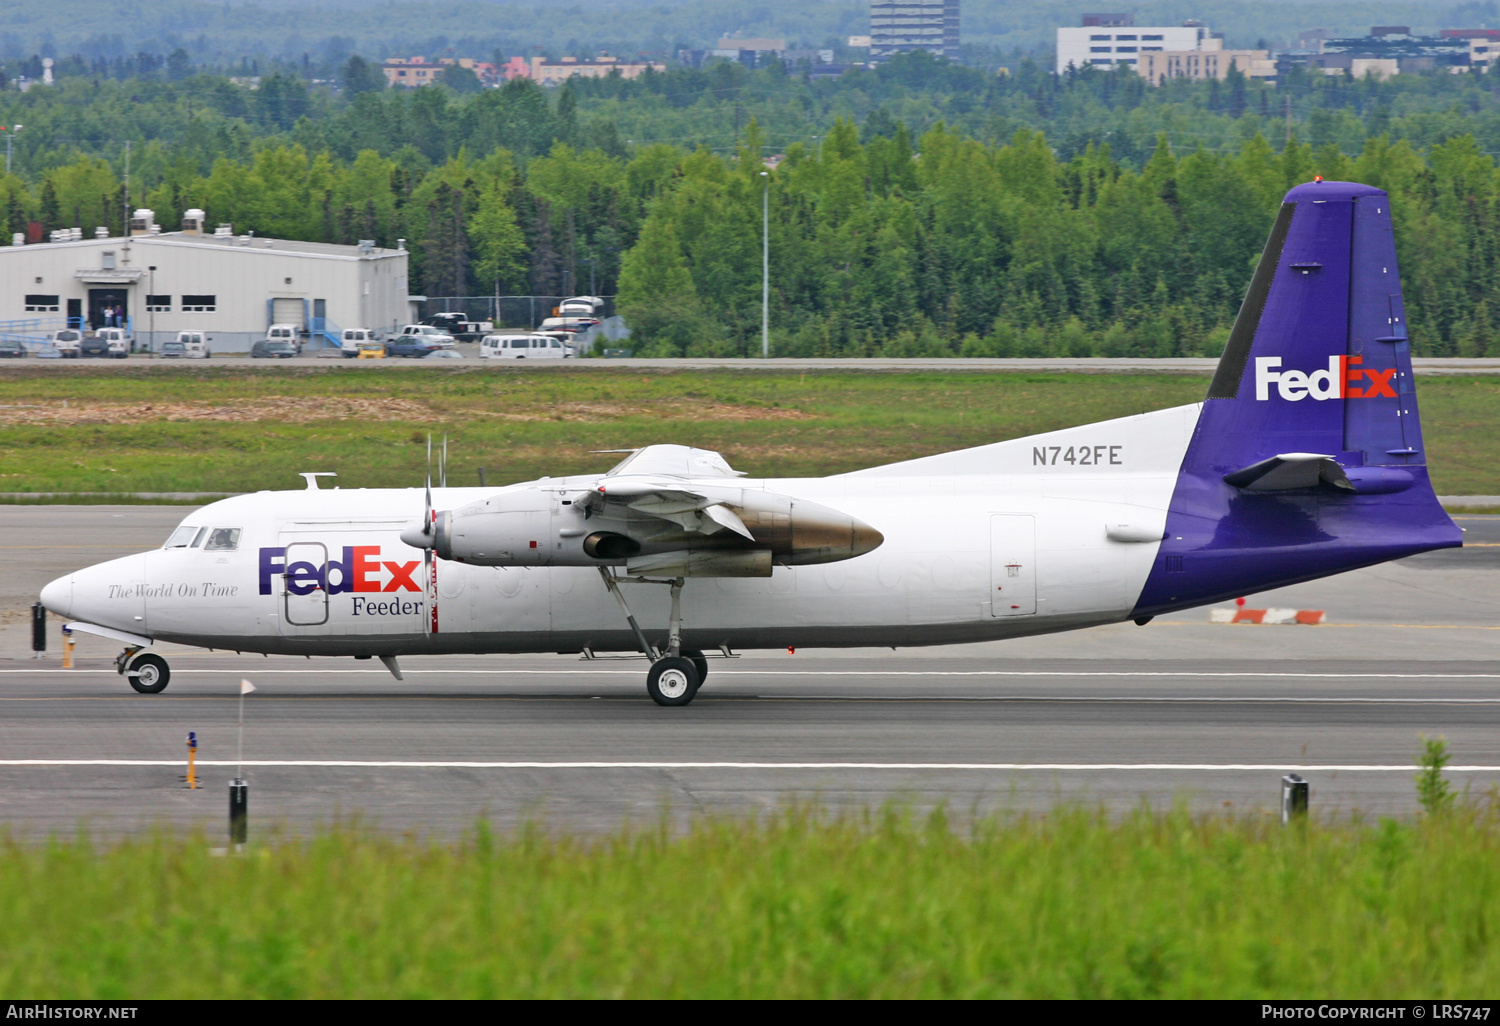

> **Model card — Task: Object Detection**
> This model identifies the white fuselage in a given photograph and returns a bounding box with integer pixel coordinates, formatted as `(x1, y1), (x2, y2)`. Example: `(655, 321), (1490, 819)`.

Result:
(42, 405), (1199, 656)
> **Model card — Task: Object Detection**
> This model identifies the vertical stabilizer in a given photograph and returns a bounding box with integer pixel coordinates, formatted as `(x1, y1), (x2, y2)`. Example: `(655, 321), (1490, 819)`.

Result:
(1133, 180), (1459, 617)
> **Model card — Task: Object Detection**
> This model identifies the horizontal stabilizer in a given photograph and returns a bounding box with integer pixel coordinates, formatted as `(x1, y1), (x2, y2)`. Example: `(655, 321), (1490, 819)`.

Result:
(1223, 453), (1353, 492)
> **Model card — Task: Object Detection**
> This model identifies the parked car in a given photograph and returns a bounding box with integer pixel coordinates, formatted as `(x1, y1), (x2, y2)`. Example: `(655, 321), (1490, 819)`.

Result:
(424, 349), (464, 360)
(161, 331), (210, 359)
(265, 323), (302, 354)
(356, 341), (386, 359)
(479, 333), (570, 360)
(79, 334), (111, 358)
(50, 328), (82, 358)
(340, 328), (378, 358)
(250, 340), (297, 359)
(424, 312), (492, 341)
(94, 327), (131, 358)
(389, 324), (456, 348)
(385, 336), (444, 358)
(0, 339), (26, 358)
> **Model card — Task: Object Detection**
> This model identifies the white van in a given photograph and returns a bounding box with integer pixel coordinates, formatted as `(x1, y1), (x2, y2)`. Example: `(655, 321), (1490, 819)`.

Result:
(340, 328), (377, 358)
(265, 323), (301, 354)
(479, 333), (571, 360)
(96, 327), (131, 359)
(161, 331), (210, 359)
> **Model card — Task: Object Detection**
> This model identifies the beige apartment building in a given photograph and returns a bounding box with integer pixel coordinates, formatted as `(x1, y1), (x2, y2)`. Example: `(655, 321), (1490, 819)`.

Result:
(527, 56), (666, 85)
(1137, 45), (1277, 85)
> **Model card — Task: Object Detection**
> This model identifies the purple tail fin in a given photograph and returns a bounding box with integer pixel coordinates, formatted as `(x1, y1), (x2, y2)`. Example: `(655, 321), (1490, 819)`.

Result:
(1133, 180), (1459, 617)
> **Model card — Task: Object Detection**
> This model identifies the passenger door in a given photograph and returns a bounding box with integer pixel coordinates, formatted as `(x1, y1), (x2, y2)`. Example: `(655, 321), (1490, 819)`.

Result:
(282, 540), (329, 626)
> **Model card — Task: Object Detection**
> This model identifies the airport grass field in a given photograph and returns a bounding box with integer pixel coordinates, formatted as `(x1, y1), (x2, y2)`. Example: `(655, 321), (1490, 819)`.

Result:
(3, 803), (1499, 999)
(1, 366), (1499, 497)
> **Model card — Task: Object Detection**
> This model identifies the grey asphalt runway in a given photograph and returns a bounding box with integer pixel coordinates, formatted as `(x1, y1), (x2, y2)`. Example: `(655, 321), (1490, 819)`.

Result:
(3, 506), (1499, 839)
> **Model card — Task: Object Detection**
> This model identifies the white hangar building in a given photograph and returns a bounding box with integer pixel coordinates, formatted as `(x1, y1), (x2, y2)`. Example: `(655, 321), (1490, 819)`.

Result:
(2, 209), (410, 353)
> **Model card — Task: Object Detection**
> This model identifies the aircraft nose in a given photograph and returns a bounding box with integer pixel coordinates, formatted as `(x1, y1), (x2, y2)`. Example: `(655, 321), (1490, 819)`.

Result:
(39, 573), (73, 619)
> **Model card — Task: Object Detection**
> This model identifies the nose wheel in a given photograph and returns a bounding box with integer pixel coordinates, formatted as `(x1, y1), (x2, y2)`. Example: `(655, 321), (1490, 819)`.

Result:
(117, 648), (170, 694)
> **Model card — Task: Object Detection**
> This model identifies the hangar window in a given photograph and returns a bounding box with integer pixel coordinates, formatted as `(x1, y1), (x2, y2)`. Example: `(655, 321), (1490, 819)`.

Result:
(145, 294), (171, 312)
(24, 294), (59, 312)
(203, 528), (241, 551)
(181, 294), (216, 312)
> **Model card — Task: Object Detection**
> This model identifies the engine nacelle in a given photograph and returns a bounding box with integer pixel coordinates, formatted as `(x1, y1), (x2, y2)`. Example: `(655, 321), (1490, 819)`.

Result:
(418, 483), (883, 575)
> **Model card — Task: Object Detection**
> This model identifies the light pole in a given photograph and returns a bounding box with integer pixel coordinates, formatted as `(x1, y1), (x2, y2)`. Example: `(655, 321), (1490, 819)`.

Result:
(581, 256), (596, 296)
(759, 170), (769, 358)
(1, 124), (22, 175)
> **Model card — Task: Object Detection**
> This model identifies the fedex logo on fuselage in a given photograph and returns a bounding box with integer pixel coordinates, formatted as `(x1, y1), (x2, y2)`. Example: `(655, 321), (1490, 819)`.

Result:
(1255, 356), (1397, 402)
(258, 546), (422, 596)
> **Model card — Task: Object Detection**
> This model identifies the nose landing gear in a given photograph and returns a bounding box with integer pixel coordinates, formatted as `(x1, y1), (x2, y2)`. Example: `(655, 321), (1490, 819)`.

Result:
(117, 647), (170, 694)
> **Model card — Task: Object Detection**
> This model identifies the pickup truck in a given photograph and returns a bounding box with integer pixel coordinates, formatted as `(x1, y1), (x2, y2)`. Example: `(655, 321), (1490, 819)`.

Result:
(388, 324), (456, 349)
(425, 312), (492, 341)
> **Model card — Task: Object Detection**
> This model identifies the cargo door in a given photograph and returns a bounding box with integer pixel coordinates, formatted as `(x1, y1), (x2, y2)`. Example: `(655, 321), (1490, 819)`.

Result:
(272, 298), (306, 328)
(989, 515), (1036, 617)
(282, 540), (329, 627)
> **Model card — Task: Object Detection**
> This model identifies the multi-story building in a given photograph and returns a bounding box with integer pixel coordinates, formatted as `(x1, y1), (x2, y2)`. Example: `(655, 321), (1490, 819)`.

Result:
(870, 1), (960, 62)
(382, 57), (499, 88)
(1056, 18), (1211, 74)
(526, 56), (667, 85)
(1137, 44), (1277, 84)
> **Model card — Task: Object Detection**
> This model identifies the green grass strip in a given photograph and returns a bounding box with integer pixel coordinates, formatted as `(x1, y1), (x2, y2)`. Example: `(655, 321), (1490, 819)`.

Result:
(3, 805), (1500, 998)
(3, 367), (1500, 496)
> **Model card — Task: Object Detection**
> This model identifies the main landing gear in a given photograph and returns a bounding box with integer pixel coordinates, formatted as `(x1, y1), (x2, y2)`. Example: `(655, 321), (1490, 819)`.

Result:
(117, 646), (170, 694)
(597, 568), (710, 707)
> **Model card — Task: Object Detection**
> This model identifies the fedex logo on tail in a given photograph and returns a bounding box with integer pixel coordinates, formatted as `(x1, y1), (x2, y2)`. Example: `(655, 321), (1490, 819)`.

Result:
(258, 546), (422, 596)
(1255, 356), (1397, 402)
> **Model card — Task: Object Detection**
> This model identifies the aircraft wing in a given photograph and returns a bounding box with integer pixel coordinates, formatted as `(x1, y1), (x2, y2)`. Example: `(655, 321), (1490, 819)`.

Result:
(587, 476), (754, 538)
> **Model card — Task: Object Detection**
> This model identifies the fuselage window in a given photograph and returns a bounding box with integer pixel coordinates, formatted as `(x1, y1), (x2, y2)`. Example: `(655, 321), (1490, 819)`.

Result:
(203, 528), (241, 551)
(163, 526), (200, 549)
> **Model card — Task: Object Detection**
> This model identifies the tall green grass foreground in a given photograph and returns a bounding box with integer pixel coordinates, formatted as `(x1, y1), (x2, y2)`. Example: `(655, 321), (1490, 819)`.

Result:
(3, 806), (1500, 998)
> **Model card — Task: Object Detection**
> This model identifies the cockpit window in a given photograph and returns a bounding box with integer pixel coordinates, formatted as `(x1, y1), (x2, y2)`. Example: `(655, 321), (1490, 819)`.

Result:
(203, 528), (241, 551)
(164, 526), (200, 549)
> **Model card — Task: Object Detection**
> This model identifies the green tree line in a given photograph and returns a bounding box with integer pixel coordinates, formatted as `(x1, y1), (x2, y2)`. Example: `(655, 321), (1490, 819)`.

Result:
(1, 59), (1500, 354)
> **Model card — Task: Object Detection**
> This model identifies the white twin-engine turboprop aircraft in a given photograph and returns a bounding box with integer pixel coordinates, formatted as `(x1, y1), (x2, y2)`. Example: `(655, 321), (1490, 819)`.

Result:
(41, 180), (1461, 705)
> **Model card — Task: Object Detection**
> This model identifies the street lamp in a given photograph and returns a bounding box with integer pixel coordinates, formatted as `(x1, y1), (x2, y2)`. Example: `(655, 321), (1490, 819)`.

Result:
(1, 124), (22, 176)
(759, 170), (769, 358)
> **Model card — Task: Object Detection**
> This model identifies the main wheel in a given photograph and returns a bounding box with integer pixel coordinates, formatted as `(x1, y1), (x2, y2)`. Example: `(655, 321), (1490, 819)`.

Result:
(127, 653), (170, 694)
(682, 649), (709, 688)
(646, 656), (699, 707)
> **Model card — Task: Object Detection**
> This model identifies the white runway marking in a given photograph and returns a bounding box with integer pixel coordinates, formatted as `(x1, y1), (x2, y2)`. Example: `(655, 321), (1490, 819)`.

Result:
(2, 760), (1499, 772)
(8, 668), (1500, 680)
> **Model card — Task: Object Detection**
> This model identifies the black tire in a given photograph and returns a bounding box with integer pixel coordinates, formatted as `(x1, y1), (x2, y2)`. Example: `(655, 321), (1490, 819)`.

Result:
(682, 649), (709, 688)
(127, 653), (170, 694)
(646, 656), (699, 707)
